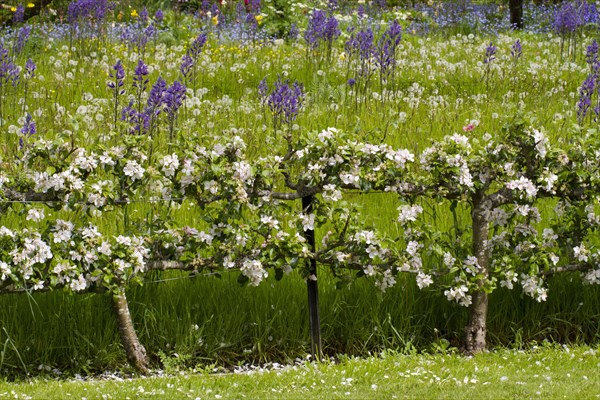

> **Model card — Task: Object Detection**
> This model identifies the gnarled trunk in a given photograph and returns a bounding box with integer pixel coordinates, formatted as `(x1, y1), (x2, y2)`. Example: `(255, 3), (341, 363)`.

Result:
(464, 194), (490, 354)
(112, 288), (149, 373)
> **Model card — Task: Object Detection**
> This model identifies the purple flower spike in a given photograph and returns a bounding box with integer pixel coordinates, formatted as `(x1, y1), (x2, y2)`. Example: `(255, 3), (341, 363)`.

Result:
(147, 76), (167, 114)
(20, 113), (36, 136)
(189, 33), (208, 60)
(180, 54), (194, 78)
(25, 58), (36, 78)
(511, 39), (522, 60)
(484, 42), (497, 64)
(267, 77), (305, 126)
(108, 59), (125, 94)
(155, 9), (164, 23)
(13, 4), (25, 24)
(162, 80), (187, 117)
(133, 59), (149, 90)
(586, 40), (598, 66)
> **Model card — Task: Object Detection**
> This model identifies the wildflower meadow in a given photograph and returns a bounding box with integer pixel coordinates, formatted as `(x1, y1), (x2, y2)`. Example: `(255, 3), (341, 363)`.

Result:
(0, 0), (598, 395)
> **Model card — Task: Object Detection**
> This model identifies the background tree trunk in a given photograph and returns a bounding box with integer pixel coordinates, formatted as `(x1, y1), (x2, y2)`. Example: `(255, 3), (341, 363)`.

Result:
(509, 0), (524, 29)
(112, 289), (149, 374)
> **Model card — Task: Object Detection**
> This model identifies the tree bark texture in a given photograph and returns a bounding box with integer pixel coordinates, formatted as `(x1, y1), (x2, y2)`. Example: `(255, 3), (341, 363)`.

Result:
(509, 0), (524, 29)
(111, 289), (149, 373)
(464, 194), (490, 354)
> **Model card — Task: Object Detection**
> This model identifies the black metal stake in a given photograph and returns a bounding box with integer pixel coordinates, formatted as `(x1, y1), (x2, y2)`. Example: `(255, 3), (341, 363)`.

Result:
(302, 194), (322, 361)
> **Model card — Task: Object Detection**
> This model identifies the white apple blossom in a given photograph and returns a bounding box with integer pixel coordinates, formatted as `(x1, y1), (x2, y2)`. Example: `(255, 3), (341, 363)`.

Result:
(531, 128), (548, 159)
(583, 269), (600, 285)
(322, 184), (342, 202)
(507, 176), (538, 199)
(161, 154), (180, 178)
(397, 204), (423, 224)
(416, 272), (433, 289)
(233, 161), (252, 182)
(386, 148), (414, 169)
(204, 180), (219, 194)
(300, 213), (315, 232)
(241, 259), (268, 286)
(444, 285), (472, 307)
(123, 160), (145, 180)
(573, 245), (589, 262)
(27, 208), (45, 222)
(53, 220), (74, 243)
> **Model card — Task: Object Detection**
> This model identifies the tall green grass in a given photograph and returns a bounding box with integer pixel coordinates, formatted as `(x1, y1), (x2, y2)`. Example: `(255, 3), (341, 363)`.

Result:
(0, 16), (598, 377)
(0, 269), (597, 377)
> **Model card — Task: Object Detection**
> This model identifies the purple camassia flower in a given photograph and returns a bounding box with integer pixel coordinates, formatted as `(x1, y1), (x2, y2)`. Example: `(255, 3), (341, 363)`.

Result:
(484, 42), (497, 64)
(162, 80), (187, 118)
(553, 1), (582, 35)
(0, 45), (20, 87)
(122, 101), (150, 134)
(13, 4), (25, 24)
(268, 77), (305, 125)
(305, 9), (326, 49)
(346, 27), (374, 61)
(133, 60), (149, 111)
(68, 0), (111, 23)
(288, 24), (299, 40)
(144, 23), (156, 42)
(323, 14), (340, 43)
(25, 58), (36, 78)
(139, 7), (149, 24)
(155, 9), (164, 23)
(376, 20), (402, 75)
(328, 0), (338, 12)
(15, 25), (32, 55)
(577, 73), (595, 124)
(511, 39), (522, 60)
(19, 113), (36, 148)
(586, 40), (598, 67)
(163, 80), (187, 142)
(147, 76), (167, 115)
(180, 54), (194, 78)
(258, 77), (268, 103)
(304, 10), (339, 49)
(108, 60), (125, 94)
(189, 33), (207, 60)
(201, 0), (211, 14)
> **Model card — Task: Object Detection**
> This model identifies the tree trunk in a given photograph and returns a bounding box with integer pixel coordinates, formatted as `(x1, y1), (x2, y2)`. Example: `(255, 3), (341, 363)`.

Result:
(111, 288), (149, 374)
(464, 194), (491, 354)
(509, 0), (524, 30)
(464, 290), (489, 354)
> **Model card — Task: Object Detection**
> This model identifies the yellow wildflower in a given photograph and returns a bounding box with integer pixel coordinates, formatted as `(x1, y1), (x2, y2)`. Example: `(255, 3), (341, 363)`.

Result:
(255, 14), (263, 25)
(212, 15), (219, 26)
(10, 6), (16, 12)
(131, 9), (138, 18)
(27, 3), (35, 8)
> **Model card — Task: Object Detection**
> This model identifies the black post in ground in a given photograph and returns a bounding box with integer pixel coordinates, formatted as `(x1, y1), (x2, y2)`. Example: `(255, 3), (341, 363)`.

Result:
(302, 194), (322, 361)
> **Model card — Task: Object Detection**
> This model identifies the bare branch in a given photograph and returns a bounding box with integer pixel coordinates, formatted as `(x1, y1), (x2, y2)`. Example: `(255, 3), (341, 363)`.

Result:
(538, 263), (596, 277)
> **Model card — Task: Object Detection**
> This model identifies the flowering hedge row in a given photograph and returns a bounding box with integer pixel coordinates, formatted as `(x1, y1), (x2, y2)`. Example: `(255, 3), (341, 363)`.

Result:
(1, 118), (599, 364)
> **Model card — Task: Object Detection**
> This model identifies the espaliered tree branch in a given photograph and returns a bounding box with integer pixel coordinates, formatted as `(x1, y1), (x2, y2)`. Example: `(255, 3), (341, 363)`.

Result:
(1, 120), (600, 366)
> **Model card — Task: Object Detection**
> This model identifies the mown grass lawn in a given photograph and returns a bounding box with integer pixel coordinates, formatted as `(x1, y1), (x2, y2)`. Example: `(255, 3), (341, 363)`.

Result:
(0, 346), (597, 399)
